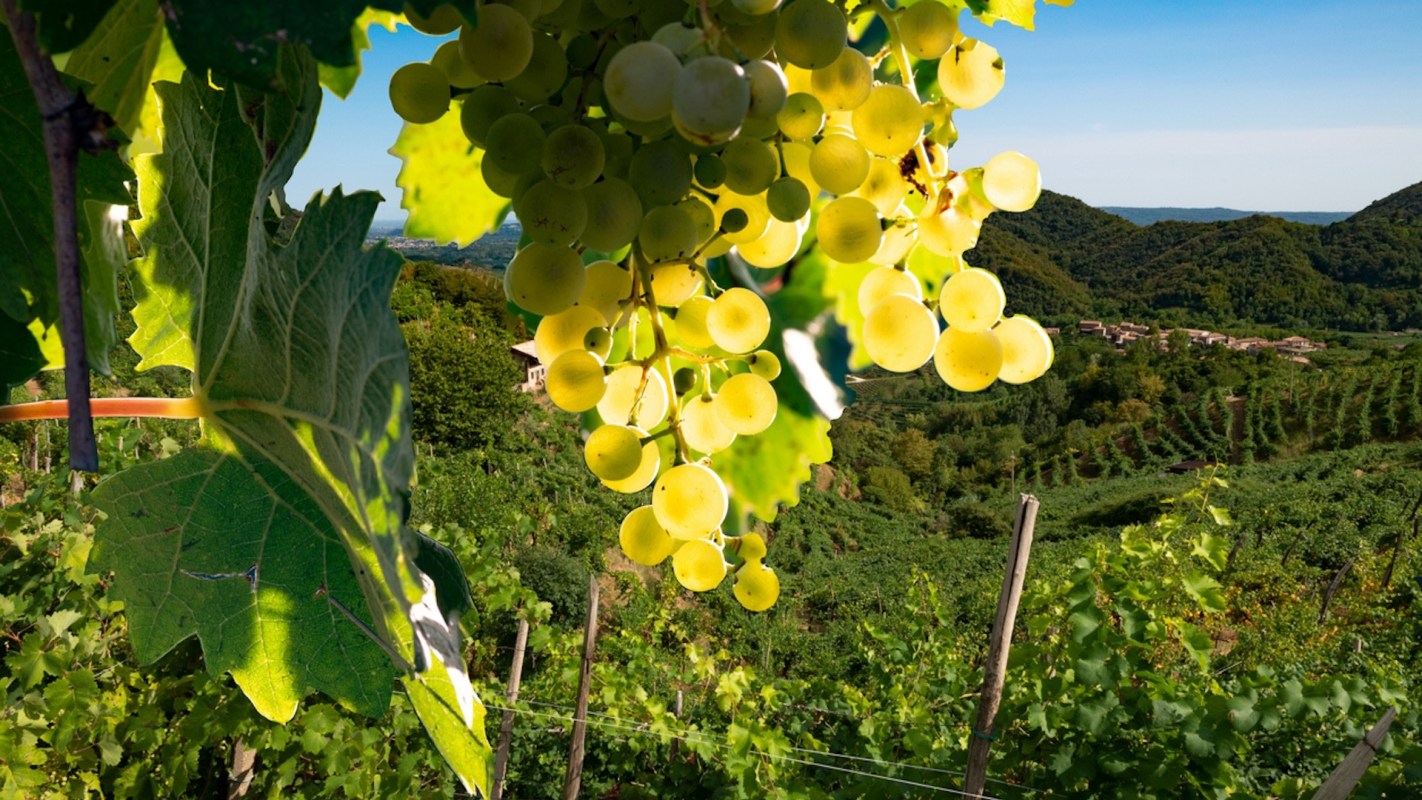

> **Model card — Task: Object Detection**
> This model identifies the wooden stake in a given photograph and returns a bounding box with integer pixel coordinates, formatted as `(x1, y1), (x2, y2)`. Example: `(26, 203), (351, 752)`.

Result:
(670, 689), (684, 760)
(563, 575), (600, 800)
(1310, 707), (1396, 800)
(492, 618), (530, 800)
(228, 739), (255, 799)
(963, 494), (1039, 799)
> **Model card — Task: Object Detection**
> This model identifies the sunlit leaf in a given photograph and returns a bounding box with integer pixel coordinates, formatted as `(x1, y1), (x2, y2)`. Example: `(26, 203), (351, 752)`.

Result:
(391, 104), (510, 246)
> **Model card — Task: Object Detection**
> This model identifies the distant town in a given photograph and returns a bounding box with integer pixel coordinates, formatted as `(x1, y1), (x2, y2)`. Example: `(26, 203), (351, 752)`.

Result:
(1076, 320), (1325, 363)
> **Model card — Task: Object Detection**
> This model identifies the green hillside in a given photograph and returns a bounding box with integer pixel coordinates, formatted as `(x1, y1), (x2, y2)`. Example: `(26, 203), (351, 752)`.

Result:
(972, 182), (1422, 330)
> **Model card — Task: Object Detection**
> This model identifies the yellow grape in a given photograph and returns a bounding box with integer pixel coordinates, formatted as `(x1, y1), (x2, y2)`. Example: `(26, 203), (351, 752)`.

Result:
(747, 350), (781, 380)
(858, 266), (921, 312)
(505, 243), (585, 316)
(938, 267), (1005, 332)
(917, 205), (981, 257)
(780, 141), (822, 198)
(602, 428), (662, 493)
(934, 327), (1003, 392)
(389, 62), (450, 124)
(938, 38), (1004, 110)
(672, 537), (727, 591)
(853, 157), (909, 216)
(546, 350), (606, 412)
(777, 92), (825, 140)
(810, 134), (869, 195)
(870, 217), (918, 265)
(714, 191), (772, 245)
(579, 260), (633, 325)
(584, 424), (646, 481)
(534, 305), (608, 364)
(459, 5), (534, 82)
(850, 84), (924, 158)
(673, 295), (716, 350)
(649, 261), (704, 306)
(681, 393), (737, 454)
(816, 196), (882, 264)
(774, 0), (847, 69)
(995, 315), (1054, 384)
(707, 288), (771, 354)
(982, 151), (1042, 213)
(738, 216), (807, 268)
(653, 463), (729, 539)
(863, 293), (937, 372)
(715, 373), (777, 435)
(733, 561), (780, 611)
(619, 506), (676, 566)
(898, 0), (958, 60)
(737, 532), (768, 560)
(598, 365), (669, 428)
(810, 49), (872, 111)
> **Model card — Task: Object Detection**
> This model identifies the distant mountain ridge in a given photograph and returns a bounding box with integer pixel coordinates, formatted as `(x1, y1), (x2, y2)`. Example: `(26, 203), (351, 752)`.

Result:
(971, 181), (1422, 331)
(1100, 207), (1353, 226)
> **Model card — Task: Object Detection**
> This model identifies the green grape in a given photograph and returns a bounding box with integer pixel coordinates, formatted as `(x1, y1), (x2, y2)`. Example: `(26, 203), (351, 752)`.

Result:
(736, 532), (767, 560)
(870, 218), (917, 265)
(481, 155), (522, 198)
(540, 124), (602, 188)
(724, 11), (778, 61)
(851, 85), (925, 158)
(774, 0), (846, 69)
(594, 0), (637, 19)
(858, 266), (920, 312)
(672, 367), (700, 395)
(506, 31), (569, 102)
(485, 113), (547, 175)
(852, 157), (909, 216)
(640, 206), (698, 263)
(733, 561), (779, 611)
(652, 23), (705, 57)
(731, 0), (780, 14)
(653, 463), (729, 539)
(619, 506), (676, 566)
(505, 242), (585, 315)
(599, 129), (635, 178)
(598, 364), (669, 428)
(604, 42), (681, 122)
(934, 326), (1002, 392)
(714, 191), (772, 245)
(938, 267), (1004, 332)
(529, 104), (572, 132)
(937, 38), (1005, 110)
(674, 295), (716, 349)
(694, 154), (727, 189)
(460, 85), (521, 147)
(584, 327), (613, 359)
(405, 3), (463, 34)
(672, 538), (727, 591)
(514, 179), (587, 245)
(676, 195), (718, 246)
(995, 315), (1053, 384)
(747, 350), (781, 380)
(863, 293), (937, 372)
(579, 259), (633, 324)
(546, 349), (607, 412)
(603, 429), (662, 493)
(431, 40), (483, 89)
(721, 138), (779, 195)
(777, 92), (824, 141)
(898, 0), (958, 60)
(565, 33), (600, 70)
(767, 177), (811, 222)
(649, 262), (704, 306)
(580, 178), (643, 253)
(707, 287), (771, 353)
(498, 0), (541, 21)
(585, 424), (646, 481)
(738, 216), (806, 268)
(982, 151), (1042, 213)
(721, 208), (749, 234)
(810, 134), (869, 195)
(682, 393), (737, 454)
(810, 49), (872, 112)
(816, 196), (882, 264)
(917, 204), (981, 257)
(534, 305), (607, 364)
(628, 140), (693, 208)
(459, 5), (534, 82)
(389, 62), (450, 124)
(744, 60), (789, 119)
(715, 373), (777, 435)
(673, 56), (750, 142)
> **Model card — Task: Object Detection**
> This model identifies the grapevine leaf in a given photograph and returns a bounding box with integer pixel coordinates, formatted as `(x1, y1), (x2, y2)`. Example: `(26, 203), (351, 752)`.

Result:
(1191, 531), (1231, 571)
(0, 31), (132, 381)
(967, 0), (1037, 30)
(59, 0), (165, 139)
(0, 315), (43, 389)
(319, 10), (401, 100)
(94, 48), (489, 794)
(17, 0), (118, 52)
(391, 104), (510, 245)
(717, 406), (832, 523)
(1181, 571), (1227, 613)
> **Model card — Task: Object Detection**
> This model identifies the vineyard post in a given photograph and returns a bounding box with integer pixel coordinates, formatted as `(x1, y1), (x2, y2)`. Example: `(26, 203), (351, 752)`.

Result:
(563, 575), (600, 800)
(670, 689), (684, 760)
(964, 494), (1039, 799)
(491, 618), (530, 800)
(228, 740), (255, 799)
(1309, 707), (1396, 800)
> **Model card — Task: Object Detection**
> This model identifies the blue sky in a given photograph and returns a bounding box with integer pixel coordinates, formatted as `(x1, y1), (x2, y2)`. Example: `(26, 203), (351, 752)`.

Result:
(286, 0), (1422, 218)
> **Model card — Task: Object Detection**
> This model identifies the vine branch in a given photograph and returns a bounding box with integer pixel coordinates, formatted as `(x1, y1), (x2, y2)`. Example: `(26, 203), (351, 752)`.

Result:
(2, 0), (102, 471)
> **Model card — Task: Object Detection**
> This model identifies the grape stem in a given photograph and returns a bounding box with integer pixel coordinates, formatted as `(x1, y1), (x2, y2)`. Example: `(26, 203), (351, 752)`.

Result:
(0, 396), (204, 423)
(632, 245), (693, 465)
(869, 0), (941, 181)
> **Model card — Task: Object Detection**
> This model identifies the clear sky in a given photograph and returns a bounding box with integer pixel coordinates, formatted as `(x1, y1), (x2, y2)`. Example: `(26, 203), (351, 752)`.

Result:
(286, 0), (1422, 219)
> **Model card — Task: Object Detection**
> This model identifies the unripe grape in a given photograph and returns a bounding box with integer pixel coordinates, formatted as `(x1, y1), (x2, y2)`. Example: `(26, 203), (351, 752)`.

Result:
(506, 31), (569, 102)
(733, 561), (779, 610)
(653, 463), (729, 539)
(672, 538), (728, 591)
(731, 0), (781, 16)
(460, 85), (520, 147)
(708, 287), (771, 353)
(673, 56), (750, 141)
(640, 206), (698, 263)
(629, 140), (693, 208)
(938, 38), (1005, 110)
(580, 178), (643, 253)
(810, 49), (872, 111)
(604, 42), (681, 122)
(620, 506), (676, 566)
(485, 113), (546, 175)
(777, 92), (825, 140)
(405, 3), (463, 35)
(816, 196), (882, 263)
(995, 315), (1054, 384)
(899, 1), (958, 60)
(934, 327), (1003, 392)
(546, 349), (607, 412)
(694, 154), (728, 189)
(744, 60), (789, 118)
(514, 179), (587, 246)
(585, 424), (646, 481)
(431, 40), (482, 89)
(863, 293), (937, 372)
(981, 151), (1042, 213)
(389, 62), (450, 124)
(767, 177), (812, 222)
(939, 267), (1005, 332)
(810, 134), (869, 195)
(774, 0), (847, 69)
(676, 195), (718, 245)
(459, 5), (534, 82)
(721, 138), (779, 195)
(724, 12), (778, 61)
(505, 242), (585, 315)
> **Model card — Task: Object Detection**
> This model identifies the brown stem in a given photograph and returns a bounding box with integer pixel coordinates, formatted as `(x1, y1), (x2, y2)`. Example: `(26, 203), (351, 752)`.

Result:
(2, 0), (98, 470)
(0, 397), (204, 423)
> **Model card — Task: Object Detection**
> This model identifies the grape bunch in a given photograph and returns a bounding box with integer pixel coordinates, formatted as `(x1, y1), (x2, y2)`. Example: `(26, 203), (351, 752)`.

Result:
(389, 0), (1059, 610)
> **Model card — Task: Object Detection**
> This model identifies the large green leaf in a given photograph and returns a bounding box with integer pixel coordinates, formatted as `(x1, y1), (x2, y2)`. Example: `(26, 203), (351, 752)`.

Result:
(90, 48), (489, 794)
(60, 0), (167, 141)
(391, 103), (509, 246)
(18, 0), (118, 52)
(319, 9), (401, 100)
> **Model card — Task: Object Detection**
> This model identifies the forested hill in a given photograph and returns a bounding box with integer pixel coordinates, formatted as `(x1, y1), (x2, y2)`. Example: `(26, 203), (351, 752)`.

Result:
(975, 181), (1422, 330)
(1100, 207), (1352, 225)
